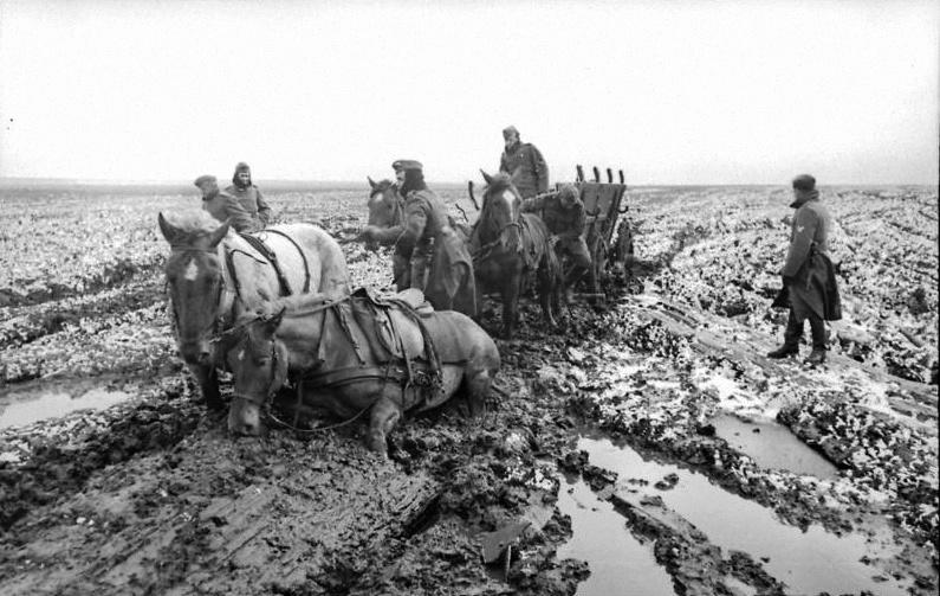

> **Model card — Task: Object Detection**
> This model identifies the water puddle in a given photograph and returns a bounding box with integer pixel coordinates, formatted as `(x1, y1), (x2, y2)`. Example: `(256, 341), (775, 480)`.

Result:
(557, 474), (676, 596)
(0, 387), (131, 429)
(578, 432), (909, 596)
(712, 413), (839, 479)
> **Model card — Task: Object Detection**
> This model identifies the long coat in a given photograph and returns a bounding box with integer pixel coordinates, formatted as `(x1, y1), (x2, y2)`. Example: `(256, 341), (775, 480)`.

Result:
(224, 184), (272, 226)
(779, 198), (842, 321)
(202, 191), (261, 233)
(400, 189), (477, 316)
(499, 142), (549, 199)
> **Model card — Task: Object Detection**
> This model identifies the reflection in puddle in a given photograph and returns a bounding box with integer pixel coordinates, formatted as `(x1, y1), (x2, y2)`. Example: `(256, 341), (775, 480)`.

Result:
(712, 414), (839, 479)
(557, 474), (675, 596)
(0, 388), (130, 429)
(579, 434), (908, 596)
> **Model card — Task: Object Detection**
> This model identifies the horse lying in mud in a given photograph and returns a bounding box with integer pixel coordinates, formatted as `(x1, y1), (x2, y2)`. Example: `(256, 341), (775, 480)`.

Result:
(158, 212), (350, 409)
(221, 290), (500, 453)
(470, 171), (563, 339)
(360, 177), (476, 316)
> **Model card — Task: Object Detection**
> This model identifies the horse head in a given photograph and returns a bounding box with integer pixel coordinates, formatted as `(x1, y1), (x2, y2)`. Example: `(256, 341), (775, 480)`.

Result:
(158, 212), (230, 366)
(477, 170), (522, 247)
(363, 177), (403, 250)
(224, 308), (290, 436)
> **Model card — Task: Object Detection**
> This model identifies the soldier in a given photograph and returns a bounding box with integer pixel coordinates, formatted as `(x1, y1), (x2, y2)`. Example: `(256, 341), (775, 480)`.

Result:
(225, 162), (272, 227)
(522, 183), (591, 301)
(360, 160), (476, 315)
(767, 174), (842, 365)
(194, 174), (261, 233)
(499, 125), (549, 199)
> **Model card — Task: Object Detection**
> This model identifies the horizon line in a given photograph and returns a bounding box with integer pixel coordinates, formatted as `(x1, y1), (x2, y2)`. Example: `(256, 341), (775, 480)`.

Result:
(0, 176), (937, 188)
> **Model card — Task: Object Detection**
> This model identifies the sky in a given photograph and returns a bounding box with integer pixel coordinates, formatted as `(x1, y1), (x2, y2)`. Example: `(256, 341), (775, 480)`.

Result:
(0, 0), (937, 185)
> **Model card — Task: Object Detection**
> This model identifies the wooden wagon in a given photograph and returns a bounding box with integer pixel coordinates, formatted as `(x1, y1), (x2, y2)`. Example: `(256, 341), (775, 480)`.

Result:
(564, 165), (633, 299)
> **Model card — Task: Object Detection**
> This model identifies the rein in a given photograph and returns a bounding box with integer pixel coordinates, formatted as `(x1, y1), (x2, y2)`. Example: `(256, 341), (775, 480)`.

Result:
(472, 220), (523, 264)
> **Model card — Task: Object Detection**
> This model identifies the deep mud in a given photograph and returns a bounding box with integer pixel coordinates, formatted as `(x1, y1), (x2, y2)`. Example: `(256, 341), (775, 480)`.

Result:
(0, 185), (937, 595)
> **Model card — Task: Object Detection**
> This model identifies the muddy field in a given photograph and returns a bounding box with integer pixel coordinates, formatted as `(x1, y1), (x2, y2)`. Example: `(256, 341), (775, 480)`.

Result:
(0, 182), (937, 595)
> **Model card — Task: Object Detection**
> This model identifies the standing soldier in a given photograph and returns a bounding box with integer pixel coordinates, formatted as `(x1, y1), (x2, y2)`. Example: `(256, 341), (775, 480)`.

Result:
(521, 183), (591, 302)
(194, 174), (261, 233)
(767, 174), (842, 365)
(225, 162), (272, 227)
(499, 125), (549, 199)
(359, 160), (476, 316)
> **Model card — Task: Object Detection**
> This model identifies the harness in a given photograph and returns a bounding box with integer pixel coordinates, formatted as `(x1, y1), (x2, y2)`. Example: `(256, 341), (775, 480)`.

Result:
(236, 230), (311, 296)
(225, 293), (446, 434)
(168, 228), (314, 355)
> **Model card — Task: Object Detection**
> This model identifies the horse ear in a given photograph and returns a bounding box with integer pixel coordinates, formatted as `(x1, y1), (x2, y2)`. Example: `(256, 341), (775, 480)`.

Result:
(157, 212), (178, 243)
(209, 222), (230, 247)
(480, 169), (494, 185)
(367, 176), (378, 191)
(509, 165), (523, 184)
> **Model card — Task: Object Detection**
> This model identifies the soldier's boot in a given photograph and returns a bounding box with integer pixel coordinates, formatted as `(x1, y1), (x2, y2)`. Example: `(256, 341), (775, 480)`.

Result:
(767, 345), (799, 359)
(804, 349), (826, 365)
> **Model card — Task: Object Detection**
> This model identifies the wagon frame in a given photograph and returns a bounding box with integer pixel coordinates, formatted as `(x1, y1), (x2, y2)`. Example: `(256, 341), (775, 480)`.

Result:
(561, 165), (632, 300)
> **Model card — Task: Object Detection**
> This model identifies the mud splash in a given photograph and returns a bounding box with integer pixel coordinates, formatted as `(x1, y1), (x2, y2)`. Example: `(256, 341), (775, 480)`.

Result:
(579, 432), (911, 595)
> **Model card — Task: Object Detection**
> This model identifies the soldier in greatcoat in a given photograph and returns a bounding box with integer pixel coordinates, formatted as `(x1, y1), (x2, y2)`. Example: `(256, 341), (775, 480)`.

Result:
(767, 174), (842, 365)
(194, 174), (261, 233)
(225, 162), (272, 227)
(499, 125), (549, 199)
(359, 160), (477, 316)
(521, 183), (591, 301)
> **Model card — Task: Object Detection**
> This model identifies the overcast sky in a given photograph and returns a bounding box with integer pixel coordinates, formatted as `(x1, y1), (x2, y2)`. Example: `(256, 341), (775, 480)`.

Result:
(0, 0), (937, 185)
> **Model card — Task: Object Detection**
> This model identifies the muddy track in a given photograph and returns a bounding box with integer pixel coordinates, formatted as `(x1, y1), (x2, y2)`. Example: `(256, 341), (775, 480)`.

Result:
(0, 286), (937, 594)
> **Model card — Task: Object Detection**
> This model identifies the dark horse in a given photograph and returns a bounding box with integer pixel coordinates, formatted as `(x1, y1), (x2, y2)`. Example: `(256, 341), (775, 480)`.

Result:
(471, 171), (562, 338)
(158, 212), (350, 408)
(222, 291), (500, 453)
(362, 177), (476, 316)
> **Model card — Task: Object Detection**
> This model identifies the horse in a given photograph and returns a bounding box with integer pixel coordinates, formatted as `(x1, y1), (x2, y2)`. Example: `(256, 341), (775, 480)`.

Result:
(157, 212), (351, 409)
(221, 290), (500, 453)
(470, 170), (562, 339)
(361, 177), (476, 316)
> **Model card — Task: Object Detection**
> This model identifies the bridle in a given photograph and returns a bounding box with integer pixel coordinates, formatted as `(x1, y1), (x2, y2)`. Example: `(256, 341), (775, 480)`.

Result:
(166, 246), (231, 347)
(472, 186), (524, 264)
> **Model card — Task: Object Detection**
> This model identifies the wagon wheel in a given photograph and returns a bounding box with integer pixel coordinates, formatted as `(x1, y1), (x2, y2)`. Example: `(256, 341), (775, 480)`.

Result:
(614, 218), (636, 282)
(587, 236), (609, 300)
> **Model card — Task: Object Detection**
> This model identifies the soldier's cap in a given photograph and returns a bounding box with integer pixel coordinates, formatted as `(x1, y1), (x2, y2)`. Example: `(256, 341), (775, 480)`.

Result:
(234, 162), (251, 173)
(193, 174), (217, 187)
(559, 183), (579, 203)
(792, 174), (816, 191)
(502, 125), (519, 139)
(392, 159), (423, 172)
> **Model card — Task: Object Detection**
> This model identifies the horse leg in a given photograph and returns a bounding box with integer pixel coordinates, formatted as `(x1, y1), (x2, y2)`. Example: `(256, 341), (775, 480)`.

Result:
(367, 395), (402, 456)
(189, 363), (223, 410)
(537, 264), (559, 330)
(501, 275), (522, 339)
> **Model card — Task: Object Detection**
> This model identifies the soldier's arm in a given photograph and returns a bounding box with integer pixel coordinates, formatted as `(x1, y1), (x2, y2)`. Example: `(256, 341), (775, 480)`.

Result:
(223, 195), (258, 233)
(400, 202), (427, 247)
(520, 195), (546, 213)
(255, 187), (272, 226)
(781, 208), (818, 277)
(368, 224), (406, 245)
(499, 152), (509, 174)
(530, 146), (549, 193)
